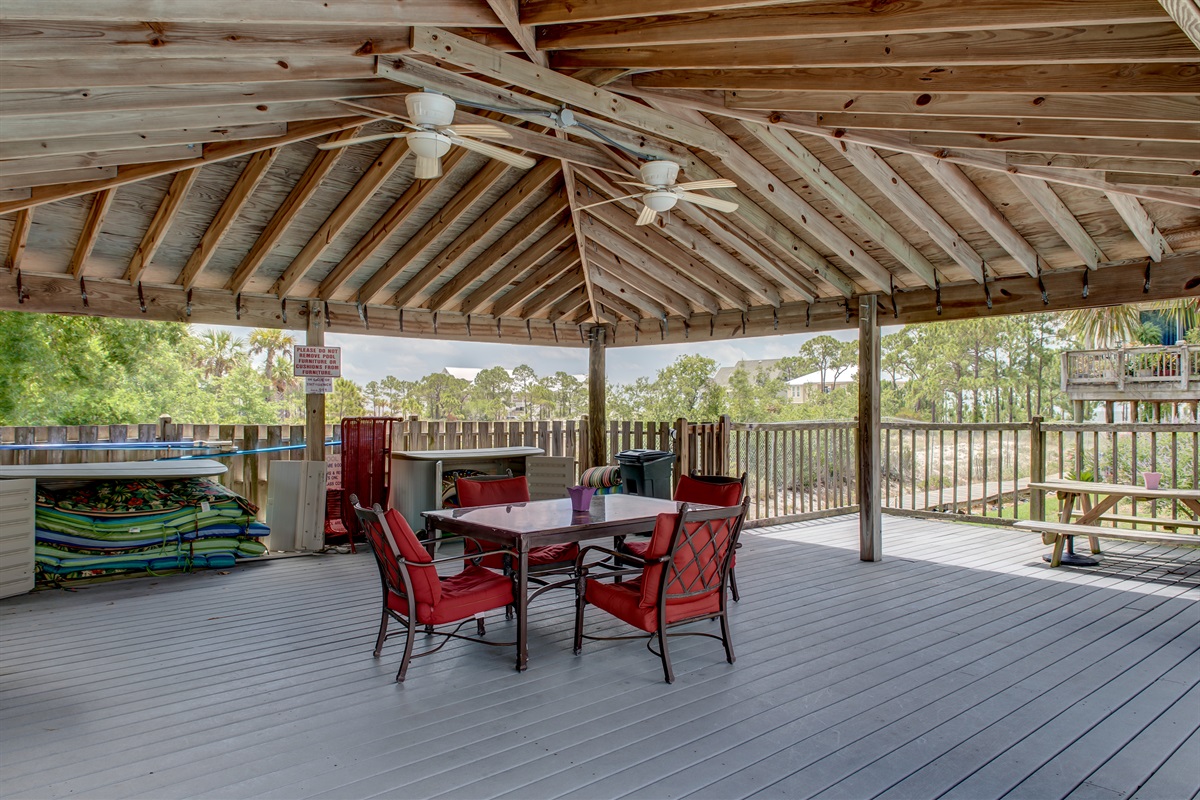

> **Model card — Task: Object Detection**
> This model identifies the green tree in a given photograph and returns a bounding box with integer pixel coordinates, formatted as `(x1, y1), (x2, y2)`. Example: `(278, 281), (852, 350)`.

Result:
(415, 373), (469, 419)
(467, 366), (513, 420)
(327, 377), (366, 421)
(196, 330), (246, 380)
(796, 335), (849, 393)
(510, 364), (538, 420)
(247, 328), (295, 389)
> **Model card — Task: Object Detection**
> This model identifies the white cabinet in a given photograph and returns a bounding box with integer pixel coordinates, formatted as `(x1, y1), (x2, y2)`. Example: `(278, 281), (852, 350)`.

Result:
(265, 461), (327, 552)
(0, 478), (36, 598)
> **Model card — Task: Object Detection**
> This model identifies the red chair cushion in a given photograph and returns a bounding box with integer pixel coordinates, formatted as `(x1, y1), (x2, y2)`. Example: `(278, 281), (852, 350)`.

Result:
(674, 474), (744, 506)
(470, 542), (580, 571)
(584, 577), (721, 632)
(624, 537), (735, 572)
(389, 564), (513, 625)
(455, 476), (530, 506)
(382, 508), (441, 607)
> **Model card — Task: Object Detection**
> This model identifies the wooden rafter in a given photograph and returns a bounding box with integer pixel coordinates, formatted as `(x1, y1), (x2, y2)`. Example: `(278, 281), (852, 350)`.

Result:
(560, 163), (601, 323)
(588, 249), (667, 319)
(5, 1), (502, 26)
(4, 209), (31, 272)
(1010, 177), (1106, 270)
(388, 158), (560, 307)
(456, 218), (575, 315)
(522, 0), (802, 26)
(489, 247), (580, 317)
(125, 168), (199, 284)
(1158, 0), (1200, 50)
(909, 133), (1200, 162)
(1105, 193), (1173, 262)
(179, 148), (279, 290)
(586, 243), (695, 319)
(484, 0), (545, 65)
(516, 267), (583, 319)
(68, 189), (116, 278)
(583, 223), (720, 314)
(0, 124), (286, 162)
(0, 167), (116, 191)
(0, 146), (199, 180)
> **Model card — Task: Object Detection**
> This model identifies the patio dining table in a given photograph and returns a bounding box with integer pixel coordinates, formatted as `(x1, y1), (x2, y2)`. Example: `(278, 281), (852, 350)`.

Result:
(423, 493), (686, 671)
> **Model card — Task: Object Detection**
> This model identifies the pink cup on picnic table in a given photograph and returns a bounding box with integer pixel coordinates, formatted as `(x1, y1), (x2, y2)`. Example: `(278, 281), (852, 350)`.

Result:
(567, 485), (596, 512)
(1142, 471), (1162, 490)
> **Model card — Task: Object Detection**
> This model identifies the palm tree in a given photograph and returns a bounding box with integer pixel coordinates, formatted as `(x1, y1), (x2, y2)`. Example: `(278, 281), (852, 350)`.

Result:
(247, 329), (296, 384)
(1064, 300), (1198, 349)
(196, 330), (246, 379)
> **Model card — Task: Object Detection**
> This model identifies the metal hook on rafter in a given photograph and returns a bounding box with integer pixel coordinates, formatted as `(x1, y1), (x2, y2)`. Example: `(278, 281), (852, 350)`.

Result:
(773, 308), (779, 331)
(16, 270), (27, 304)
(186, 288), (193, 317)
(526, 320), (532, 341)
(1036, 263), (1048, 305)
(465, 315), (472, 338)
(398, 308), (404, 333)
(235, 293), (244, 321)
(357, 302), (369, 329)
(1144, 259), (1152, 294)
(1082, 270), (1089, 299)
(497, 317), (503, 339)
(552, 322), (559, 343)
(280, 298), (286, 324)
(805, 303), (811, 328)
(660, 318), (667, 341)
(138, 282), (147, 314)
(432, 311), (438, 335)
(982, 274), (992, 310)
(741, 312), (747, 335)
(323, 301), (330, 326)
(889, 277), (899, 319)
(79, 278), (88, 308)
(843, 300), (852, 323)
(935, 277), (943, 315)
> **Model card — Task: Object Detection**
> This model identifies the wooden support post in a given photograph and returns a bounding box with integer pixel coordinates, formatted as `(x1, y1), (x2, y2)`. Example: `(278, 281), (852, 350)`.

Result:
(1073, 399), (1085, 477)
(858, 295), (882, 562)
(586, 326), (606, 470)
(1030, 416), (1046, 522)
(305, 301), (326, 462)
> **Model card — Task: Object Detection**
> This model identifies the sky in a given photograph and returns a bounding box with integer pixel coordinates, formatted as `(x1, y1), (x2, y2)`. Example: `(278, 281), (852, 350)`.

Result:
(197, 323), (862, 385)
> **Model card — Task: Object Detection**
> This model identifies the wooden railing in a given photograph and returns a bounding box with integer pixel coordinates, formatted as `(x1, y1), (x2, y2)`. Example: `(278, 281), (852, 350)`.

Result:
(1062, 345), (1198, 395)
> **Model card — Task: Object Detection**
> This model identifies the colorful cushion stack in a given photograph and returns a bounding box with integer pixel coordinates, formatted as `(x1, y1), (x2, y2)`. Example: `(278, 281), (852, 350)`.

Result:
(34, 478), (269, 580)
(578, 466), (624, 495)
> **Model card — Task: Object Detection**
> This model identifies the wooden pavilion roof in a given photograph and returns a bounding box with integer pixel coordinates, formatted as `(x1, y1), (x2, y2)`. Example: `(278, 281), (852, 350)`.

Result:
(0, 1), (1197, 347)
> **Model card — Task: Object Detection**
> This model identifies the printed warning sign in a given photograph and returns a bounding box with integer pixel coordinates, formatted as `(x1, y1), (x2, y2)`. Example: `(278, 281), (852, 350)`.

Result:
(305, 376), (333, 394)
(294, 346), (342, 377)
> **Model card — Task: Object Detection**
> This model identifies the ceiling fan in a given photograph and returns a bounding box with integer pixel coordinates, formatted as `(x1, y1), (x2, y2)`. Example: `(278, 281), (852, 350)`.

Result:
(318, 91), (536, 179)
(580, 161), (739, 225)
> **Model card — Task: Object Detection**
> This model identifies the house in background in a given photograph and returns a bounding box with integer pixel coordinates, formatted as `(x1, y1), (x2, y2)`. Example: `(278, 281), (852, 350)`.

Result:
(712, 358), (783, 388)
(787, 366), (859, 404)
(442, 367), (586, 418)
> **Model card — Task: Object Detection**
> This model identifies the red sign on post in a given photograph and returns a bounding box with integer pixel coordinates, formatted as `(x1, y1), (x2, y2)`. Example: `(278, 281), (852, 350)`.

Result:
(294, 346), (342, 378)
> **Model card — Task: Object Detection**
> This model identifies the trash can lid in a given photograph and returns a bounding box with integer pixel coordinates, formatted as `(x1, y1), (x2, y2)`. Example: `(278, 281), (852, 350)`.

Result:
(616, 449), (675, 463)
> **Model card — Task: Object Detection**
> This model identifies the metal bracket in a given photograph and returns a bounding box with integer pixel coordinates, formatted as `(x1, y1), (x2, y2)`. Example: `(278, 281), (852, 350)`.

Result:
(579, 325), (586, 344)
(79, 278), (88, 308)
(526, 320), (532, 341)
(552, 322), (559, 343)
(357, 302), (368, 329)
(982, 274), (992, 310)
(683, 319), (690, 339)
(1036, 262), (1048, 305)
(280, 298), (286, 323)
(323, 301), (331, 326)
(660, 318), (667, 340)
(398, 308), (404, 333)
(1082, 270), (1089, 299)
(497, 318), (503, 339)
(432, 311), (438, 334)
(235, 293), (243, 320)
(773, 307), (779, 330)
(805, 303), (811, 327)
(843, 300), (852, 323)
(710, 316), (715, 336)
(465, 315), (472, 337)
(186, 288), (193, 316)
(15, 270), (26, 304)
(935, 277), (942, 315)
(741, 313), (747, 335)
(1144, 259), (1152, 293)
(138, 282), (147, 313)
(889, 276), (899, 318)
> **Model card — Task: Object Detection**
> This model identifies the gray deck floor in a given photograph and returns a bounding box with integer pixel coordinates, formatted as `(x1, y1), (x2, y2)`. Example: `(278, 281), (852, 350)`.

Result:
(2, 515), (1198, 800)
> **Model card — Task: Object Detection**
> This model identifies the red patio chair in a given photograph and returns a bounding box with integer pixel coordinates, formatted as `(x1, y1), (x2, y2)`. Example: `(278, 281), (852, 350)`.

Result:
(620, 472), (748, 601)
(573, 498), (749, 683)
(455, 475), (580, 575)
(351, 495), (516, 682)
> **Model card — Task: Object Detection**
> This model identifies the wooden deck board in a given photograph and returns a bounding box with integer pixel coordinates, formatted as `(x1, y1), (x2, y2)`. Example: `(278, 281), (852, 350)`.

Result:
(1, 515), (1196, 800)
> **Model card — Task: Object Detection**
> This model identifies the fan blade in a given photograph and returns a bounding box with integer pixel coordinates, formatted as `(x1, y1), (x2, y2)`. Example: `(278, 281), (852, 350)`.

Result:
(615, 180), (656, 190)
(442, 124), (510, 139)
(447, 136), (536, 170)
(677, 192), (739, 213)
(674, 178), (737, 191)
(577, 194), (641, 211)
(316, 132), (405, 150)
(414, 155), (442, 180)
(635, 205), (658, 226)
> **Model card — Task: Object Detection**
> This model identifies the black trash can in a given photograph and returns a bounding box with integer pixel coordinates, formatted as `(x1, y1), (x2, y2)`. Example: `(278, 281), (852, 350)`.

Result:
(616, 449), (677, 499)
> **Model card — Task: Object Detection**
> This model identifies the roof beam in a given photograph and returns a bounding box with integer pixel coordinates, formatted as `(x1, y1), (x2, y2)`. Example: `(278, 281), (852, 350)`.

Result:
(0, 166), (116, 191)
(489, 247), (581, 318)
(272, 138), (410, 298)
(0, 124), (286, 161)
(815, 115), (1200, 144)
(1104, 172), (1200, 189)
(0, 1), (500, 26)
(1005, 154), (1200, 177)
(582, 223), (720, 315)
(594, 287), (645, 323)
(125, 168), (199, 284)
(516, 267), (583, 318)
(742, 121), (939, 288)
(550, 22), (1196, 69)
(387, 159), (560, 307)
(909, 134), (1200, 163)
(408, 27), (731, 156)
(585, 241), (696, 319)
(1, 56), (375, 91)
(0, 116), (367, 215)
(546, 285), (591, 323)
(631, 63), (1200, 94)
(560, 163), (601, 323)
(523, 1), (831, 26)
(539, 0), (1167, 50)
(914, 155), (1043, 277)
(723, 90), (1200, 123)
(1010, 177), (1106, 269)
(457, 219), (575, 315)
(228, 127), (362, 295)
(1158, 0), (1200, 50)
(68, 190), (116, 278)
(837, 141), (985, 283)
(0, 146), (199, 179)
(1106, 193), (1173, 262)
(354, 159), (511, 306)
(484, 0), (545, 65)
(315, 147), (471, 301)
(178, 148), (279, 290)
(4, 209), (31, 272)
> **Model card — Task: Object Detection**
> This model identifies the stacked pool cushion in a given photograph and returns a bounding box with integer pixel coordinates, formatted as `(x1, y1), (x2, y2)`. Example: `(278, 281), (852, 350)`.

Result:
(34, 478), (269, 580)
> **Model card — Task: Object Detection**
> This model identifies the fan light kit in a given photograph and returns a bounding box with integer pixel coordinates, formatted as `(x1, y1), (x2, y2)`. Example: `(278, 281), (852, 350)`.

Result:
(580, 160), (739, 226)
(317, 90), (536, 179)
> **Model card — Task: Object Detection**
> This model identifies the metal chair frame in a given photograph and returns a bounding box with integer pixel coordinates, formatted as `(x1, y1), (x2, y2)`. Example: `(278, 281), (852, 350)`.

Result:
(573, 498), (749, 683)
(352, 496), (518, 682)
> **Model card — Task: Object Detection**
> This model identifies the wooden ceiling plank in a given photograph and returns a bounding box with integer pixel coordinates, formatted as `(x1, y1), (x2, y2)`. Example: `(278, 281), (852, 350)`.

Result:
(540, 0), (1168, 50)
(523, 0), (802, 26)
(814, 115), (1200, 144)
(387, 158), (560, 307)
(68, 189), (117, 279)
(0, 116), (367, 215)
(125, 168), (199, 284)
(4, 208), (31, 272)
(484, 0), (546, 65)
(0, 124), (286, 161)
(426, 194), (568, 311)
(2, 1), (500, 26)
(315, 146), (471, 301)
(0, 146), (198, 179)
(354, 159), (511, 305)
(550, 22), (1196, 69)
(588, 252), (668, 318)
(723, 90), (1200, 123)
(630, 63), (1200, 95)
(838, 141), (985, 283)
(341, 96), (616, 172)
(1105, 193), (1174, 262)
(228, 127), (362, 295)
(560, 163), (602, 323)
(0, 79), (409, 118)
(577, 167), (782, 306)
(546, 285), (591, 323)
(744, 121), (939, 289)
(408, 27), (731, 156)
(457, 219), (575, 315)
(1, 56), (376, 91)
(914, 155), (1043, 277)
(910, 133), (1200, 162)
(178, 148), (279, 290)
(585, 198), (750, 310)
(1005, 154), (1200, 177)
(581, 302), (617, 326)
(1010, 176), (1106, 270)
(1103, 172), (1200, 189)
(489, 247), (581, 317)
(516, 267), (583, 318)
(583, 224), (719, 314)
(270, 137), (410, 298)
(377, 55), (693, 163)
(586, 241), (695, 319)
(0, 166), (117, 191)
(1158, 0), (1200, 50)
(594, 287), (644, 323)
